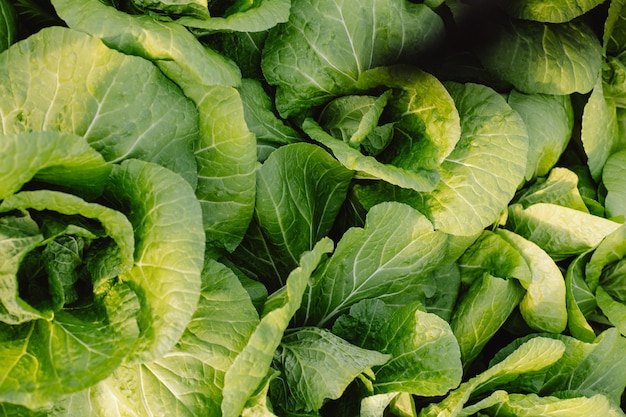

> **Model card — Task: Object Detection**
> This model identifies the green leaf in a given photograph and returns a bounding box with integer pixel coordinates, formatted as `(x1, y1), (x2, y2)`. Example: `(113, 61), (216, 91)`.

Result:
(565, 253), (598, 342)
(52, 258), (260, 417)
(0, 0), (16, 52)
(271, 327), (390, 413)
(586, 223), (626, 292)
(193, 85), (257, 251)
(458, 230), (532, 287)
(303, 118), (440, 192)
(541, 328), (626, 406)
(0, 190), (135, 324)
(0, 282), (140, 409)
(515, 167), (590, 213)
(51, 0), (241, 91)
(506, 203), (622, 261)
(298, 202), (463, 327)
(333, 299), (462, 397)
(0, 215), (46, 324)
(0, 26), (200, 187)
(496, 229), (567, 333)
(105, 159), (205, 363)
(131, 0), (210, 19)
(238, 78), (302, 161)
(481, 392), (625, 417)
(479, 19), (602, 95)
(355, 82), (529, 236)
(51, 0), (257, 251)
(602, 149), (626, 220)
(261, 0), (444, 117)
(221, 238), (333, 417)
(355, 66), (462, 170)
(237, 143), (352, 288)
(319, 90), (393, 154)
(597, 286), (626, 338)
(0, 132), (111, 201)
(450, 273), (526, 367)
(581, 77), (622, 181)
(507, 91), (573, 180)
(500, 0), (606, 23)
(419, 336), (566, 417)
(604, 0), (626, 54)
(175, 0), (291, 33)
(424, 262), (462, 322)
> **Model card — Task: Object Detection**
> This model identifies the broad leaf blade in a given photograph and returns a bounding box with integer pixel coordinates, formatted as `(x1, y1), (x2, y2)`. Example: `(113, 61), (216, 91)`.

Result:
(333, 300), (463, 397)
(176, 0), (291, 32)
(272, 327), (390, 413)
(51, 0), (241, 91)
(0, 26), (200, 186)
(507, 203), (622, 261)
(299, 202), (461, 327)
(221, 238), (333, 417)
(261, 0), (444, 116)
(0, 131), (111, 201)
(602, 149), (626, 220)
(235, 143), (352, 289)
(479, 19), (602, 95)
(496, 229), (567, 333)
(500, 0), (606, 23)
(106, 159), (205, 363)
(506, 91), (573, 180)
(581, 78), (622, 181)
(53, 258), (260, 417)
(356, 82), (529, 236)
(303, 118), (440, 192)
(0, 283), (140, 409)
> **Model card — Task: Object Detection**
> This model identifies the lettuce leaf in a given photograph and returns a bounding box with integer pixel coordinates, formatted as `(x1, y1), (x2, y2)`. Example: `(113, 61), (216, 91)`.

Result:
(0, 26), (199, 187)
(52, 0), (257, 251)
(298, 202), (469, 327)
(261, 0), (444, 117)
(479, 19), (602, 95)
(333, 299), (462, 397)
(355, 82), (528, 237)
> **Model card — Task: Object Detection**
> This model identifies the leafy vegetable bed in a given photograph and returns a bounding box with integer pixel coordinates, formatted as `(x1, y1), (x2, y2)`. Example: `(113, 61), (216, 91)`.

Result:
(1, 0), (626, 415)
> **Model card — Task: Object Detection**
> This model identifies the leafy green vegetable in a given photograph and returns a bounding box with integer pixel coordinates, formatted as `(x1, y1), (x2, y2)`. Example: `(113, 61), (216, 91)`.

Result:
(333, 299), (462, 396)
(271, 326), (390, 414)
(0, 26), (200, 187)
(500, 0), (606, 23)
(602, 149), (626, 220)
(507, 203), (622, 261)
(0, 0), (16, 51)
(176, 0), (291, 33)
(298, 202), (466, 327)
(0, 131), (112, 201)
(506, 91), (573, 181)
(229, 142), (352, 289)
(105, 159), (205, 362)
(355, 82), (529, 236)
(450, 273), (525, 368)
(2, 0), (626, 415)
(496, 229), (567, 333)
(479, 19), (603, 95)
(581, 77), (623, 181)
(261, 0), (444, 117)
(52, 0), (257, 251)
(222, 238), (332, 417)
(238, 78), (302, 161)
(514, 167), (590, 213)
(47, 257), (260, 416)
(420, 336), (567, 417)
